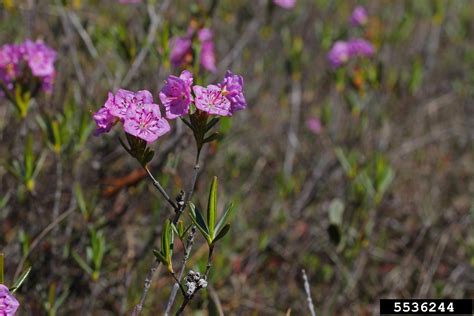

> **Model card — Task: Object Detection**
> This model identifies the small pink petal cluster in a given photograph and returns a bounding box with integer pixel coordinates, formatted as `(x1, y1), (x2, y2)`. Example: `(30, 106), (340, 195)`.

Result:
(0, 40), (56, 93)
(0, 284), (19, 316)
(160, 70), (246, 119)
(94, 70), (246, 142)
(170, 27), (216, 73)
(350, 6), (368, 27)
(328, 38), (374, 68)
(93, 89), (170, 142)
(273, 0), (297, 9)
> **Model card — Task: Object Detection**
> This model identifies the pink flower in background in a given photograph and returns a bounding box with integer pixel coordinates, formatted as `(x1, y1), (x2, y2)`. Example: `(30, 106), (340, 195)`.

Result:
(124, 103), (170, 142)
(197, 28), (217, 73)
(118, 0), (141, 3)
(306, 117), (322, 134)
(0, 44), (22, 85)
(348, 38), (374, 57)
(193, 85), (231, 116)
(22, 40), (56, 77)
(327, 41), (351, 68)
(0, 284), (19, 316)
(328, 38), (375, 68)
(169, 27), (217, 73)
(159, 70), (194, 119)
(109, 89), (153, 120)
(0, 39), (57, 94)
(219, 70), (247, 114)
(170, 36), (192, 68)
(273, 0), (296, 9)
(350, 6), (368, 26)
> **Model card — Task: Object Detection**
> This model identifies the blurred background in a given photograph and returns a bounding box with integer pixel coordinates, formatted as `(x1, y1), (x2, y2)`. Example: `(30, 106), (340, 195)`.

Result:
(0, 0), (473, 315)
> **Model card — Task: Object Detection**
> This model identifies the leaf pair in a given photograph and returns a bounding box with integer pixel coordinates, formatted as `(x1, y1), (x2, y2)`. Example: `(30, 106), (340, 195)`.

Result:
(188, 177), (233, 246)
(153, 219), (174, 273)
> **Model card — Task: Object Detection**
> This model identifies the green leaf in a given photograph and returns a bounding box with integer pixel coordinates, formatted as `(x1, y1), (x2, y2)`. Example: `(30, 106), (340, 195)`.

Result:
(10, 266), (31, 293)
(203, 132), (221, 144)
(214, 203), (234, 237)
(206, 117), (220, 131)
(189, 203), (211, 244)
(153, 250), (167, 265)
(207, 176), (218, 238)
(162, 220), (171, 263)
(72, 251), (93, 276)
(74, 183), (87, 216)
(212, 224), (230, 244)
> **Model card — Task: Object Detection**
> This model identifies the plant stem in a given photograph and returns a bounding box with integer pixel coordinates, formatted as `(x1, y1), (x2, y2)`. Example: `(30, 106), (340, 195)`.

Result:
(302, 269), (316, 316)
(131, 261), (162, 316)
(164, 227), (196, 315)
(144, 166), (177, 210)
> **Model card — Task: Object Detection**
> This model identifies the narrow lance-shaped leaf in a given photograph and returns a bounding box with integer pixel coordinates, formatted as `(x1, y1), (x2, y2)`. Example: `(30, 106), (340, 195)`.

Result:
(207, 176), (218, 238)
(10, 266), (32, 293)
(214, 202), (234, 237)
(212, 224), (230, 245)
(189, 203), (211, 244)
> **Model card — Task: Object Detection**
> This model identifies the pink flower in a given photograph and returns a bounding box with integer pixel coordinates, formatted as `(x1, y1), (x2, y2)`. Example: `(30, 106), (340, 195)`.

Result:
(193, 85), (231, 116)
(273, 0), (296, 9)
(219, 70), (246, 114)
(109, 89), (153, 120)
(169, 27), (217, 73)
(306, 117), (322, 134)
(93, 92), (117, 136)
(124, 103), (170, 142)
(159, 70), (193, 119)
(350, 6), (368, 27)
(118, 0), (141, 3)
(170, 37), (192, 68)
(327, 41), (351, 68)
(0, 284), (19, 316)
(347, 38), (374, 57)
(200, 40), (217, 73)
(22, 40), (56, 77)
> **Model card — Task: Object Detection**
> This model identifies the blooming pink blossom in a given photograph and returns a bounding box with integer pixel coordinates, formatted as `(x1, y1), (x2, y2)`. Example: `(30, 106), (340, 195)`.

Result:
(219, 70), (246, 114)
(273, 0), (296, 9)
(93, 93), (117, 136)
(328, 38), (374, 68)
(0, 40), (57, 94)
(22, 40), (56, 77)
(193, 85), (231, 116)
(159, 70), (194, 119)
(109, 89), (153, 120)
(348, 38), (374, 57)
(170, 37), (192, 68)
(350, 6), (368, 27)
(124, 103), (170, 142)
(169, 27), (217, 73)
(328, 41), (351, 68)
(0, 284), (19, 316)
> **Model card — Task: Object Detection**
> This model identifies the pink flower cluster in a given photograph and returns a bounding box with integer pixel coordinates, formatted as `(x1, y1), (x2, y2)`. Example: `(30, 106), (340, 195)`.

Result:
(327, 6), (374, 68)
(0, 40), (56, 93)
(328, 39), (374, 68)
(0, 285), (19, 316)
(160, 70), (246, 119)
(93, 70), (246, 142)
(93, 89), (170, 142)
(170, 27), (216, 73)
